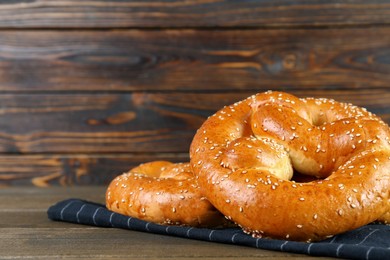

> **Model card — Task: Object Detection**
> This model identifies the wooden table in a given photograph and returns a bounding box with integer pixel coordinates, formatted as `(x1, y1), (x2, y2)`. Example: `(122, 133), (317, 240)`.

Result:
(0, 187), (335, 259)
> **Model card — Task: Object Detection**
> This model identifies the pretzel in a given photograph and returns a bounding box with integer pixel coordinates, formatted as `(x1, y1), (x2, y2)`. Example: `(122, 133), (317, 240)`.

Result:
(378, 211), (390, 224)
(190, 91), (390, 241)
(106, 161), (226, 227)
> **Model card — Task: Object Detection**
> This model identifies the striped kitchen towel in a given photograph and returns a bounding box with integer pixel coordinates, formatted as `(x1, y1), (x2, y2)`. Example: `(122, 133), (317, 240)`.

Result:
(47, 199), (390, 260)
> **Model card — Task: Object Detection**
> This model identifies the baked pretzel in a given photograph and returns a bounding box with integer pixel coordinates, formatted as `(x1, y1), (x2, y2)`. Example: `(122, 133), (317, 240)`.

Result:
(106, 161), (227, 227)
(190, 91), (390, 241)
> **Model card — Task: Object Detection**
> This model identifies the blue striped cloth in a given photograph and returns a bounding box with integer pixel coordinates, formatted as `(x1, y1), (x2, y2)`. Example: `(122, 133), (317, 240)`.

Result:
(47, 199), (390, 260)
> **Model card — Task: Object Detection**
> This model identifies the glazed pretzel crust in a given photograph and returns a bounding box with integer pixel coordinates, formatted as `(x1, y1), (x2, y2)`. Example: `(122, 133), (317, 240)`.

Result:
(106, 91), (389, 241)
(106, 161), (226, 227)
(190, 91), (390, 241)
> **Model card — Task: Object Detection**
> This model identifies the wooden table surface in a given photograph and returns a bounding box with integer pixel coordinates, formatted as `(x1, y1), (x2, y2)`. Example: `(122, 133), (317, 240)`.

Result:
(0, 186), (336, 259)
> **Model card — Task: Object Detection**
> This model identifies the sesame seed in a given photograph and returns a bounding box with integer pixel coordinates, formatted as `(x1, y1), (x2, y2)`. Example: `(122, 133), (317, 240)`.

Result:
(239, 207), (243, 212)
(313, 214), (318, 220)
(297, 224), (303, 228)
(350, 204), (357, 208)
(172, 207), (176, 213)
(299, 197), (305, 201)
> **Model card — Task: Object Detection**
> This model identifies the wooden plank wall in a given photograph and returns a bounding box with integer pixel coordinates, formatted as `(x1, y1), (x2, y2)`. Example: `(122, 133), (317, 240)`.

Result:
(0, 0), (389, 186)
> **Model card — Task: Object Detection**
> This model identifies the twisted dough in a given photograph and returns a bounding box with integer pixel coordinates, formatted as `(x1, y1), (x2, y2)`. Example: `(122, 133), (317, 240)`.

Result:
(106, 161), (227, 227)
(106, 91), (389, 241)
(190, 91), (390, 241)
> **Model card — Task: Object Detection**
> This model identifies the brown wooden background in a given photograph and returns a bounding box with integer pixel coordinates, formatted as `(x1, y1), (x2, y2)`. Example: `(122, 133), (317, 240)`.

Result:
(0, 0), (389, 187)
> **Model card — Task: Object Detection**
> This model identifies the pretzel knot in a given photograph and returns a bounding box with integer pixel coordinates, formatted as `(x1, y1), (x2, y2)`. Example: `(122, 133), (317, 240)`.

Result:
(106, 161), (227, 227)
(190, 91), (390, 241)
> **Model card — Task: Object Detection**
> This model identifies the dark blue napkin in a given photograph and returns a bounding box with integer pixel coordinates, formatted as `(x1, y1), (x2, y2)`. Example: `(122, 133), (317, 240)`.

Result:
(47, 199), (390, 260)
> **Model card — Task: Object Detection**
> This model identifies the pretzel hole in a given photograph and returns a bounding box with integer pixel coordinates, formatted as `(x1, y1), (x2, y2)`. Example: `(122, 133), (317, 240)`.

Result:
(290, 171), (319, 183)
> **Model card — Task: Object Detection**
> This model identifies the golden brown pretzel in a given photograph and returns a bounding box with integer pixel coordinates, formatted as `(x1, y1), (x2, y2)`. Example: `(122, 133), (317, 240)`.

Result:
(106, 161), (226, 227)
(190, 91), (390, 241)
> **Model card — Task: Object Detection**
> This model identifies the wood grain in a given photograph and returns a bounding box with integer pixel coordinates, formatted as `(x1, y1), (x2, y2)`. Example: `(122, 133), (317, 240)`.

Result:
(0, 186), (106, 208)
(0, 187), (334, 259)
(0, 154), (188, 187)
(1, 227), (312, 259)
(0, 93), (204, 153)
(0, 28), (389, 91)
(0, 0), (388, 28)
(0, 1), (389, 189)
(0, 89), (388, 186)
(0, 90), (387, 155)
